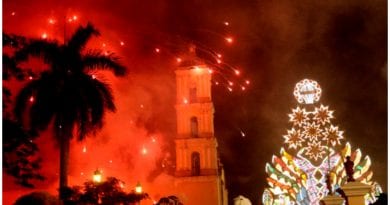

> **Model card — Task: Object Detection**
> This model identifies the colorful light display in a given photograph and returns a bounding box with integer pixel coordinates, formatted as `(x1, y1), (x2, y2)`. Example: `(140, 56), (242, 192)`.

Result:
(262, 79), (382, 205)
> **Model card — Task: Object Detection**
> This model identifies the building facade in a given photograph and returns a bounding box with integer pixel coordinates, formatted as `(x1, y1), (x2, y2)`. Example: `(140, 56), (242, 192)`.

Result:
(172, 51), (228, 205)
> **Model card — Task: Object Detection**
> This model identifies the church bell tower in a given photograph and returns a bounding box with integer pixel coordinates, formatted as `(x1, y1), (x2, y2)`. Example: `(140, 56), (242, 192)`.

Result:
(173, 46), (228, 205)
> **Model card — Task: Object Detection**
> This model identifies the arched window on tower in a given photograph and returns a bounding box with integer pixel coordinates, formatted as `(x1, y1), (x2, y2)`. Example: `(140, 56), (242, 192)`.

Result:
(190, 117), (199, 138)
(189, 87), (197, 103)
(191, 152), (200, 176)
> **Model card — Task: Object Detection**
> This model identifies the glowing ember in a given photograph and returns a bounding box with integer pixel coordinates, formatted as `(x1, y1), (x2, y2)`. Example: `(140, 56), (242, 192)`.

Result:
(48, 18), (55, 24)
(155, 48), (160, 53)
(234, 70), (240, 75)
(41, 33), (48, 39)
(183, 98), (188, 104)
(28, 76), (33, 80)
(11, 11), (16, 16)
(120, 41), (125, 46)
(176, 57), (182, 63)
(82, 146), (87, 153)
(151, 137), (156, 143)
(29, 96), (34, 102)
(225, 37), (233, 44)
(245, 80), (250, 85)
(224, 21), (229, 26)
(141, 147), (148, 155)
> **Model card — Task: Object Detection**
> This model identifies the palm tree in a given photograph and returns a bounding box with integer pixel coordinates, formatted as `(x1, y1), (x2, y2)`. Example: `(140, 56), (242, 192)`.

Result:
(13, 23), (126, 199)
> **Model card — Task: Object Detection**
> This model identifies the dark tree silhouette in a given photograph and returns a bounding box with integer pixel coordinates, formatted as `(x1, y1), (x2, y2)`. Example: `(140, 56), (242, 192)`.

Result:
(3, 33), (43, 187)
(13, 191), (59, 205)
(13, 23), (126, 200)
(156, 195), (183, 205)
(63, 177), (149, 205)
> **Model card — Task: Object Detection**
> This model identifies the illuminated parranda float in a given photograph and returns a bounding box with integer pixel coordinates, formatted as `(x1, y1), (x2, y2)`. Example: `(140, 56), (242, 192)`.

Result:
(262, 79), (382, 205)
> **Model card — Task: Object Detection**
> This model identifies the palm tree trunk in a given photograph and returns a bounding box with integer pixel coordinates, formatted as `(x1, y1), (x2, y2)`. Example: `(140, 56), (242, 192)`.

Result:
(59, 128), (70, 200)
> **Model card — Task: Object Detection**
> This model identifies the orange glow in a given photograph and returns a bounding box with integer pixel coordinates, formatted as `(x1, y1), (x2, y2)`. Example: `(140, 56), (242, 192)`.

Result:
(176, 57), (182, 63)
(183, 98), (188, 104)
(135, 182), (142, 193)
(217, 54), (222, 58)
(72, 15), (78, 20)
(91, 74), (96, 79)
(225, 37), (233, 44)
(102, 43), (106, 47)
(140, 104), (144, 108)
(241, 86), (246, 91)
(215, 82), (219, 85)
(120, 41), (125, 46)
(41, 33), (48, 39)
(228, 87), (233, 92)
(245, 80), (250, 85)
(193, 66), (206, 74)
(217, 59), (222, 64)
(208, 69), (213, 74)
(228, 81), (233, 86)
(48, 18), (55, 24)
(234, 70), (240, 75)
(82, 146), (87, 153)
(141, 147), (148, 155)
(155, 48), (160, 53)
(93, 169), (102, 183)
(224, 21), (229, 26)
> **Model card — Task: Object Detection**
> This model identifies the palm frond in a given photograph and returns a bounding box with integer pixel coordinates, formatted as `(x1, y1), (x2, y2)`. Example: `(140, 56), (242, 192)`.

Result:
(14, 81), (39, 122)
(14, 39), (60, 64)
(93, 79), (116, 112)
(3, 33), (27, 48)
(67, 23), (100, 51)
(29, 74), (57, 130)
(3, 54), (25, 80)
(83, 51), (126, 76)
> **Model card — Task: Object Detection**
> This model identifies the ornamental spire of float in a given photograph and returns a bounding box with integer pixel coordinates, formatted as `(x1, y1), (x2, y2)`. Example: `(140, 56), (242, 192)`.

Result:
(262, 79), (382, 205)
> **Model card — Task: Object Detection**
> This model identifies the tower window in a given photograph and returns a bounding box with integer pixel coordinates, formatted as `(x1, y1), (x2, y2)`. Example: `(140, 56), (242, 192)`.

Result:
(191, 152), (200, 176)
(189, 87), (197, 103)
(190, 117), (199, 138)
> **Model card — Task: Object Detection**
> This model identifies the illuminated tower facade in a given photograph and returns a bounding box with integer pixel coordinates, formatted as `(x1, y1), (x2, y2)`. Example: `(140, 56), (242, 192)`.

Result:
(173, 47), (228, 205)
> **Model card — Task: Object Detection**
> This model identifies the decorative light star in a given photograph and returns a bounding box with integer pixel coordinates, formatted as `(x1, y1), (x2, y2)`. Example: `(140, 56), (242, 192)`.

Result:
(305, 141), (326, 160)
(313, 105), (334, 125)
(324, 125), (343, 146)
(303, 122), (322, 141)
(288, 107), (309, 127)
(283, 128), (304, 149)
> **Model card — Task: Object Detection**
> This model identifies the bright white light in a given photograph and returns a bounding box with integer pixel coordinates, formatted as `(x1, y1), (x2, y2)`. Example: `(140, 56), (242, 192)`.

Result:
(293, 79), (321, 104)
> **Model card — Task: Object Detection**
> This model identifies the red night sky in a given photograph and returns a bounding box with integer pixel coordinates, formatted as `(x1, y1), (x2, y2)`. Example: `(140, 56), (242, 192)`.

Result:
(2, 0), (387, 204)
